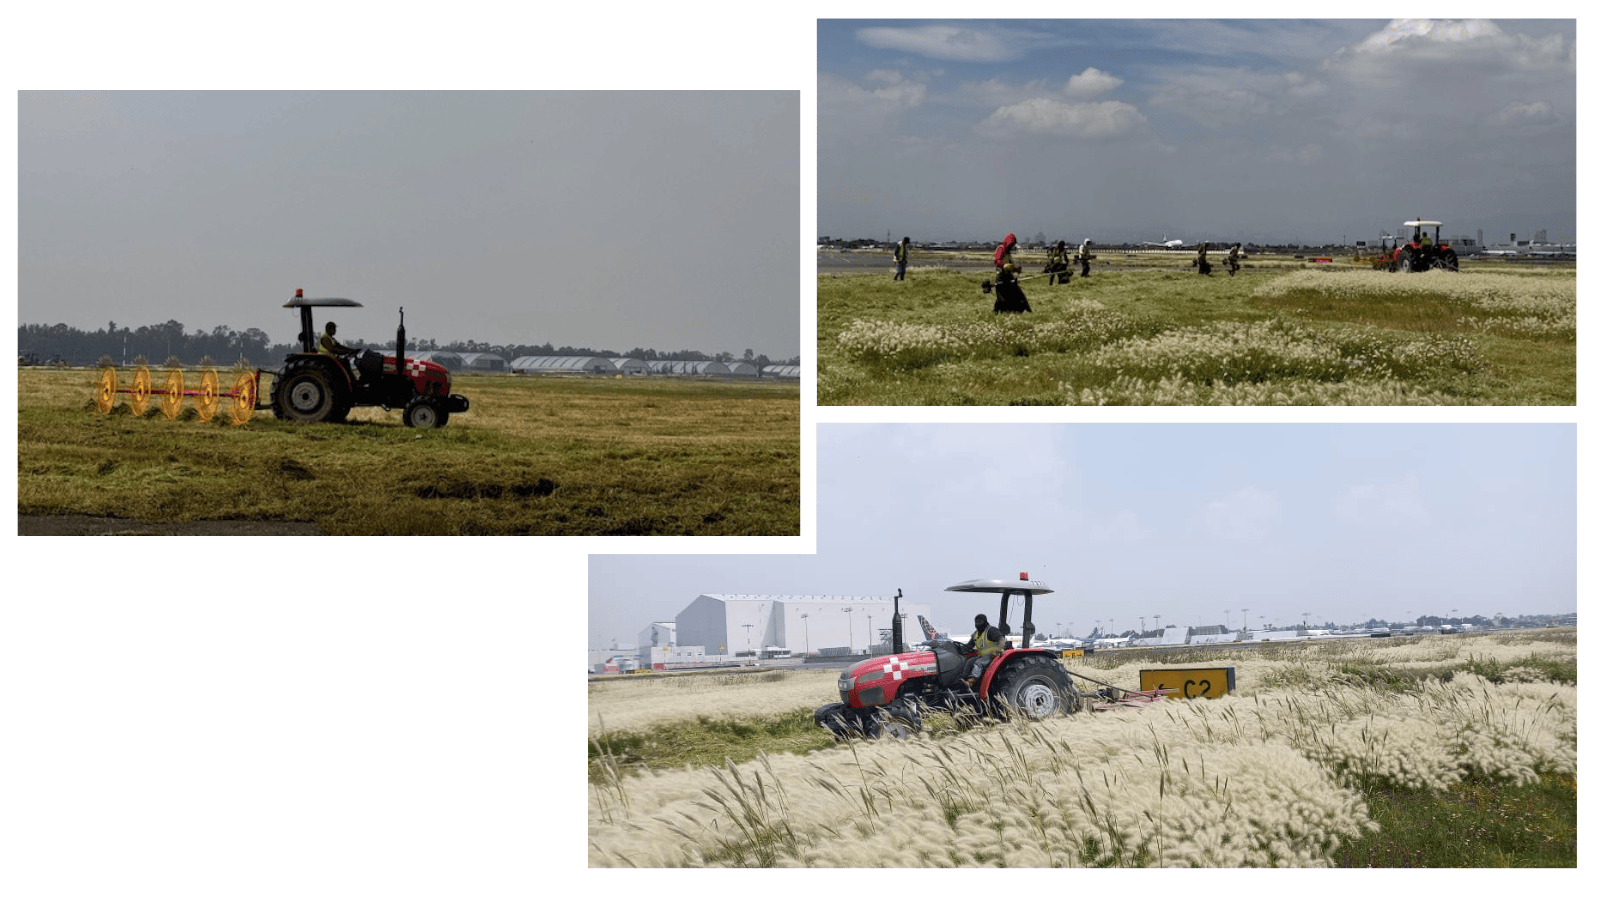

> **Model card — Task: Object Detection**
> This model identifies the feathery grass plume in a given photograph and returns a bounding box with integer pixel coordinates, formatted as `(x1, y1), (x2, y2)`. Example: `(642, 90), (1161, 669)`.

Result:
(590, 631), (1574, 866)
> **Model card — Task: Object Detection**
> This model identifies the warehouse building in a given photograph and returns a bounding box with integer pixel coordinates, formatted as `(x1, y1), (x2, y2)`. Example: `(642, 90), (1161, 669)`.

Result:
(674, 593), (933, 658)
(510, 355), (616, 374)
(761, 365), (800, 379)
(409, 350), (464, 371)
(456, 352), (507, 372)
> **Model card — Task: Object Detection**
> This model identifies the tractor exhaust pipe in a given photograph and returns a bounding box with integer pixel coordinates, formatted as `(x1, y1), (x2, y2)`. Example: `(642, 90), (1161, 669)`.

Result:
(891, 589), (904, 654)
(395, 307), (406, 371)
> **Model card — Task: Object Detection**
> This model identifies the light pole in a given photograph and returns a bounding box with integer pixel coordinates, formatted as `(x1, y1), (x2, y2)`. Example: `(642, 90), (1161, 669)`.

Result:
(743, 623), (753, 658)
(801, 613), (809, 657)
(843, 607), (854, 653)
(867, 614), (874, 652)
(1224, 609), (1231, 630)
(1242, 608), (1249, 632)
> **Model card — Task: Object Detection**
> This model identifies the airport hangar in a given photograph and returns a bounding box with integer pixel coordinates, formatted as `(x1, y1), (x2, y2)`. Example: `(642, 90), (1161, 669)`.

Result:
(671, 594), (936, 658)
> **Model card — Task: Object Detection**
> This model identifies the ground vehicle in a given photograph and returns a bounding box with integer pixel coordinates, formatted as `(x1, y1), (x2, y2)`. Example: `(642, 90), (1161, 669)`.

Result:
(1374, 220), (1459, 272)
(267, 290), (469, 427)
(814, 574), (1081, 738)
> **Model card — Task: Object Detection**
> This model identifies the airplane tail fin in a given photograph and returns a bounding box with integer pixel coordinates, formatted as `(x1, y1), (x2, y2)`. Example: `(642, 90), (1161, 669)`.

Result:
(917, 615), (939, 641)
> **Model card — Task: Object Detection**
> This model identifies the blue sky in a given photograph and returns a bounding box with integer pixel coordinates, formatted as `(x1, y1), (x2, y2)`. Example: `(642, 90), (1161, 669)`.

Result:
(19, 91), (799, 358)
(819, 18), (1576, 245)
(589, 423), (1576, 645)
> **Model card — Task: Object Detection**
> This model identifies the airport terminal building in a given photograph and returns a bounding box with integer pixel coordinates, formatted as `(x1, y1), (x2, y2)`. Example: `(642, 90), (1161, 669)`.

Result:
(668, 593), (933, 658)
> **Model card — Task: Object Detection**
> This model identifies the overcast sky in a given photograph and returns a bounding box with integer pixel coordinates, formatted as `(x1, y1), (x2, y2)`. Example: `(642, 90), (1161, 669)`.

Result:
(819, 18), (1576, 246)
(19, 90), (798, 358)
(591, 423), (1576, 645)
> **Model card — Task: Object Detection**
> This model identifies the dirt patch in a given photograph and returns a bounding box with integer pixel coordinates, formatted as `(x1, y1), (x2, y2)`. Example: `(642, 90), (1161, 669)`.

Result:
(18, 514), (324, 536)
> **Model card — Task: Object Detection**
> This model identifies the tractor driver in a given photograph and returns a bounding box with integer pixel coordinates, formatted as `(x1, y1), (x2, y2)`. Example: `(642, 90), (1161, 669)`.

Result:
(318, 321), (361, 381)
(960, 613), (1006, 685)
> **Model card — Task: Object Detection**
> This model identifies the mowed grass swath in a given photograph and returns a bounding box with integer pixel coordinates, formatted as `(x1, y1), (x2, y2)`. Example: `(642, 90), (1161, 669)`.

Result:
(17, 367), (799, 535)
(817, 259), (1575, 405)
(588, 631), (1577, 867)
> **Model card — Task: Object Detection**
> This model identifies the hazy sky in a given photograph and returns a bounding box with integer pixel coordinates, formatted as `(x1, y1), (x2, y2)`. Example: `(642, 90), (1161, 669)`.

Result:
(819, 18), (1576, 245)
(590, 423), (1576, 645)
(19, 90), (799, 358)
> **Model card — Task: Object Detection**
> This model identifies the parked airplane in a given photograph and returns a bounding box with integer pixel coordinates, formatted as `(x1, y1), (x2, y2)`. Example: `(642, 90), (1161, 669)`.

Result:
(917, 614), (949, 642)
(1092, 635), (1132, 649)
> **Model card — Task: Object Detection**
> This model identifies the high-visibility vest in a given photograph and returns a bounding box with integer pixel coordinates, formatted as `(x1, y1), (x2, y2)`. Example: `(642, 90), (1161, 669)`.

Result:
(973, 627), (1002, 657)
(318, 332), (339, 355)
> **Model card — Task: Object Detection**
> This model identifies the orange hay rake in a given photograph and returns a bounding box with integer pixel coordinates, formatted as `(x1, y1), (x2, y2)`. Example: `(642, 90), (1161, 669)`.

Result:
(94, 366), (259, 425)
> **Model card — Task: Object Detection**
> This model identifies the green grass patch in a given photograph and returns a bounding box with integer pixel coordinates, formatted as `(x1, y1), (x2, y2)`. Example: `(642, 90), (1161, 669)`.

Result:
(589, 708), (835, 781)
(19, 368), (799, 535)
(1336, 774), (1577, 867)
(819, 258), (1574, 405)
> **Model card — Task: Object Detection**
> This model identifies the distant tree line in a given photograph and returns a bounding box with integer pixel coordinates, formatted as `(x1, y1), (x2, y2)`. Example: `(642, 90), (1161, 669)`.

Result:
(18, 321), (800, 369)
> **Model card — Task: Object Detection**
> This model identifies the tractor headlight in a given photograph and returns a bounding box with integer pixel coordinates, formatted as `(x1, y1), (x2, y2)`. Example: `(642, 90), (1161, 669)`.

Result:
(837, 672), (854, 693)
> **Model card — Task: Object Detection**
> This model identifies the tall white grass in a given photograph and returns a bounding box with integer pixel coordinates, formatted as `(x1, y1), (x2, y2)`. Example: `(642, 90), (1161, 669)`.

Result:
(588, 634), (1576, 867)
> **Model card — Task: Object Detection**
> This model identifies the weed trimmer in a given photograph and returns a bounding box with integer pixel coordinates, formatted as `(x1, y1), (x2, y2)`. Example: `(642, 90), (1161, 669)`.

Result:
(980, 271), (1056, 294)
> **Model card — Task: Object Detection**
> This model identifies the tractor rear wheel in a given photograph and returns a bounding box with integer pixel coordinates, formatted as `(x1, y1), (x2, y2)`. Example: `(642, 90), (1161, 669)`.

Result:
(277, 364), (340, 423)
(992, 656), (1076, 720)
(1399, 247), (1421, 272)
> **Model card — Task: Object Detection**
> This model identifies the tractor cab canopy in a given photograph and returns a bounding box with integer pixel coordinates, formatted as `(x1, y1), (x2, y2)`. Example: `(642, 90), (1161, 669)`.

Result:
(286, 290), (363, 354)
(945, 573), (1054, 649)
(1403, 220), (1444, 245)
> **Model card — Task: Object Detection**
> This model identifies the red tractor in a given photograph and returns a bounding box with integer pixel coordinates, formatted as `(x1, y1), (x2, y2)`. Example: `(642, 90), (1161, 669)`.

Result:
(1374, 219), (1459, 273)
(814, 573), (1082, 738)
(266, 290), (470, 427)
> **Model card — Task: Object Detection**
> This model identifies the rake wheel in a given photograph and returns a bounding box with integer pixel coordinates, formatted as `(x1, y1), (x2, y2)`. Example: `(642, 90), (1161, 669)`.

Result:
(229, 371), (257, 426)
(161, 369), (185, 420)
(196, 369), (220, 422)
(130, 367), (152, 416)
(95, 368), (117, 415)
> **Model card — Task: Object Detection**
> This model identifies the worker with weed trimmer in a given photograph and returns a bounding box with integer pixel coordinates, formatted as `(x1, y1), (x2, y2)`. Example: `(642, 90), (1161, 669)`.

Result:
(990, 232), (1032, 313)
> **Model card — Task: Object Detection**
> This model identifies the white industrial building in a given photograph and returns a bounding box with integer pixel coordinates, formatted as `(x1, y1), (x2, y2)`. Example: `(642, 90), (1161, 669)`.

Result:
(674, 593), (933, 658)
(726, 361), (759, 377)
(649, 360), (731, 376)
(456, 352), (507, 372)
(638, 621), (675, 649)
(761, 365), (800, 379)
(610, 357), (651, 375)
(511, 355), (616, 375)
(409, 350), (464, 371)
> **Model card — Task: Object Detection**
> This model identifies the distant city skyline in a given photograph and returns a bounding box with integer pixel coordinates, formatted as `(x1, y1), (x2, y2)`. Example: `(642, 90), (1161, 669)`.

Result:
(820, 19), (1576, 246)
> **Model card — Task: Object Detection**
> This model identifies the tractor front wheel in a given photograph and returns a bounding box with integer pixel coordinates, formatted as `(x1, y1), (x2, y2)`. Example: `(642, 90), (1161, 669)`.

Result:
(404, 397), (447, 428)
(867, 699), (923, 739)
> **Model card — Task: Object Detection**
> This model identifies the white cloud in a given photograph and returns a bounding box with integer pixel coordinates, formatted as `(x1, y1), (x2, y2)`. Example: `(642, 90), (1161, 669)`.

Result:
(1147, 67), (1327, 127)
(1199, 487), (1278, 542)
(1324, 18), (1574, 82)
(978, 98), (1147, 138)
(855, 25), (1041, 63)
(1333, 475), (1431, 532)
(1497, 99), (1557, 126)
(1065, 67), (1123, 99)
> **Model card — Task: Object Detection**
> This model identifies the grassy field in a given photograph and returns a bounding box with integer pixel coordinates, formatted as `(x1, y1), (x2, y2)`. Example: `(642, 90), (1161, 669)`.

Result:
(818, 254), (1575, 405)
(588, 631), (1577, 867)
(17, 367), (799, 535)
